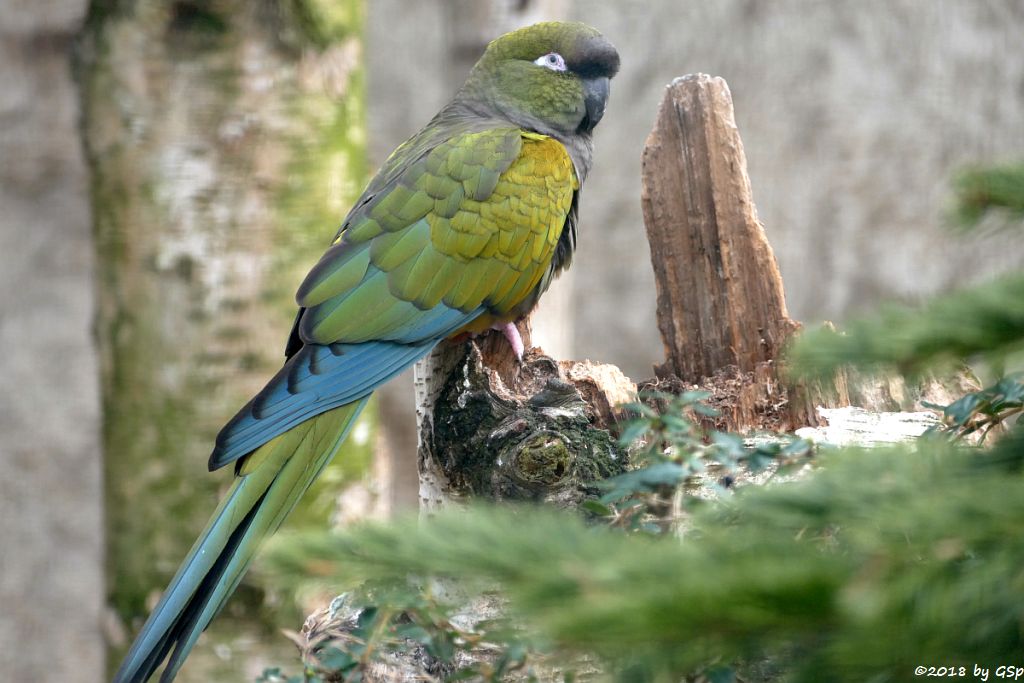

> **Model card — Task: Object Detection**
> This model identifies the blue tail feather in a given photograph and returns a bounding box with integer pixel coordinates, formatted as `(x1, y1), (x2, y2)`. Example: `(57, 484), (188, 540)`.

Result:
(212, 341), (434, 470)
(114, 399), (368, 683)
(118, 301), (484, 681)
(212, 306), (482, 472)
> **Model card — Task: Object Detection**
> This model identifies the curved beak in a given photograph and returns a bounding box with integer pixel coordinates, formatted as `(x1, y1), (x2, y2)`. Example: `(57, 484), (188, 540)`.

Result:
(580, 76), (610, 133)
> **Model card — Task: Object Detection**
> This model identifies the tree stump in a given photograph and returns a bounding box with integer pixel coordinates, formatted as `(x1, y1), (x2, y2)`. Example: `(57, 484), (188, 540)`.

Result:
(641, 74), (842, 431)
(415, 320), (635, 511)
(638, 74), (978, 433)
(642, 74), (798, 381)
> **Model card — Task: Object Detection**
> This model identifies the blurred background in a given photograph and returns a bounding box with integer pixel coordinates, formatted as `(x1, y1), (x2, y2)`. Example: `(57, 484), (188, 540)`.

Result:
(1, 1), (1022, 681)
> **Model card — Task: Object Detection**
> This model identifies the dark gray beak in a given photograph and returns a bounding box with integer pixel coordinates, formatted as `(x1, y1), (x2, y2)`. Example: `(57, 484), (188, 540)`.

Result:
(580, 76), (610, 133)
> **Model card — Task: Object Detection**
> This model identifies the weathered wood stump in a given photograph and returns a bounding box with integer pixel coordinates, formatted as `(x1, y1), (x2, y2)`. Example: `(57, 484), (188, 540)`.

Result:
(640, 74), (843, 431)
(416, 320), (635, 511)
(642, 74), (798, 381)
(638, 74), (977, 434)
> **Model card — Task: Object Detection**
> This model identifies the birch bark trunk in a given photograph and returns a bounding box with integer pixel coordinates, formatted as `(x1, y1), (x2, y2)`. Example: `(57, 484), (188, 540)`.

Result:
(81, 1), (368, 678)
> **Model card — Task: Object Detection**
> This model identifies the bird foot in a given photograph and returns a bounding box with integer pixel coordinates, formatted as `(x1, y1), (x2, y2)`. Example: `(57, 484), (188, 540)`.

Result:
(494, 322), (524, 362)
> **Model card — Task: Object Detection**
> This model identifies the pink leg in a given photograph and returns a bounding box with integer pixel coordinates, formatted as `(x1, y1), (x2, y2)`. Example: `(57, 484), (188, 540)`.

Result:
(496, 322), (525, 361)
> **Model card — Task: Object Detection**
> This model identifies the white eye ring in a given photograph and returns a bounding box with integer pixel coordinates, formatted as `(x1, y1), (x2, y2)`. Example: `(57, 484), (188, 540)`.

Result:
(534, 52), (567, 72)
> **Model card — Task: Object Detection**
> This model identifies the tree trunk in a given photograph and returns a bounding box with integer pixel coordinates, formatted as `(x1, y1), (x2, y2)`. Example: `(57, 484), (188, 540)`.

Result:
(80, 1), (368, 678)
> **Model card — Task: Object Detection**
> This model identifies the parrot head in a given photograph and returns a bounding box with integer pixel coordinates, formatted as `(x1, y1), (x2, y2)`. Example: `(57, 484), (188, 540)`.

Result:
(457, 21), (620, 140)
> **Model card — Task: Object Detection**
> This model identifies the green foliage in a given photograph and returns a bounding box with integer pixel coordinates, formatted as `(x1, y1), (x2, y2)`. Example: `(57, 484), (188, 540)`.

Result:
(257, 385), (820, 680)
(786, 273), (1024, 379)
(256, 585), (541, 683)
(952, 163), (1024, 227)
(265, 429), (1024, 681)
(925, 372), (1024, 441)
(255, 667), (305, 683)
(588, 391), (813, 531)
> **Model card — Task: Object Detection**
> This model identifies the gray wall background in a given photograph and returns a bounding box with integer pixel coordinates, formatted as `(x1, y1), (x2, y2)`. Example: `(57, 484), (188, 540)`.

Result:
(0, 1), (105, 682)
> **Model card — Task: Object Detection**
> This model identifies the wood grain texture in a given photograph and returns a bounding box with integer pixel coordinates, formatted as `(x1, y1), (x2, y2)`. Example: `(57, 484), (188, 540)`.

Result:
(641, 74), (799, 383)
(638, 74), (982, 433)
(639, 74), (846, 432)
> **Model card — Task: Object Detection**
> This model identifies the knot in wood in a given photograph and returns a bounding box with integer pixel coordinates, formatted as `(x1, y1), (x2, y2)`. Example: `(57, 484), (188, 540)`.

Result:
(429, 342), (627, 505)
(504, 431), (572, 486)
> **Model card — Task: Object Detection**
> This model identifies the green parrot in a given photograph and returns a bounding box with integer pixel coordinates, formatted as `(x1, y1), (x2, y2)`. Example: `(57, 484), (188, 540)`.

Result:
(114, 20), (619, 683)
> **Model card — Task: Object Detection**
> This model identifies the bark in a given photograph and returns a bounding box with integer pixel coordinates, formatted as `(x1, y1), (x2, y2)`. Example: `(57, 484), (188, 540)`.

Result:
(80, 0), (368, 678)
(415, 324), (634, 511)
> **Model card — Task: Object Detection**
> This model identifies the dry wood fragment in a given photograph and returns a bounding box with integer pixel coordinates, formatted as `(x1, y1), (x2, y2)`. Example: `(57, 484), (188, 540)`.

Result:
(640, 74), (843, 430)
(638, 74), (980, 433)
(641, 74), (799, 382)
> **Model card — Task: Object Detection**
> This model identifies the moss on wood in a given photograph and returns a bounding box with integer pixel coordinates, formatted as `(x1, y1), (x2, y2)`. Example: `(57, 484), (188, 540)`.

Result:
(431, 346), (626, 507)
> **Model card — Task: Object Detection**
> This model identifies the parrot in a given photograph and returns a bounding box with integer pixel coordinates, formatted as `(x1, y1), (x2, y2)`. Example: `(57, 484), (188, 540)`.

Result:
(113, 20), (619, 683)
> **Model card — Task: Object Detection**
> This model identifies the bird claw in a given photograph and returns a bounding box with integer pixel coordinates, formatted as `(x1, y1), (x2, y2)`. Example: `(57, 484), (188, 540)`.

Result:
(496, 322), (525, 362)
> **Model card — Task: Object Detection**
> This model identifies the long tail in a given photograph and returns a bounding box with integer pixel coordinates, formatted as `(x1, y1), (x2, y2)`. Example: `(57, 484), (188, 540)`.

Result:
(113, 398), (369, 683)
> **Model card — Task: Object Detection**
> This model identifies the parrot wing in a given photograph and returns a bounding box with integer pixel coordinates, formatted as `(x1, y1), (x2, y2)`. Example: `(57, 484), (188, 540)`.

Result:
(209, 127), (577, 470)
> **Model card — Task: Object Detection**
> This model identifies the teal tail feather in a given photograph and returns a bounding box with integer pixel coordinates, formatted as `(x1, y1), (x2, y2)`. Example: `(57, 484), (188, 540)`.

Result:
(113, 398), (368, 683)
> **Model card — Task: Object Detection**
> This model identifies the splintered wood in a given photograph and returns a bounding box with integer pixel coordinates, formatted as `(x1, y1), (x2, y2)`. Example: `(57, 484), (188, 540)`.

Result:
(641, 74), (799, 382)
(641, 74), (829, 431)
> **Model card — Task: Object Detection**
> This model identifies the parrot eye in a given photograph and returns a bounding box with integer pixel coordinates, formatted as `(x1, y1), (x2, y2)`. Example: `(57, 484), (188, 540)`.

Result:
(534, 52), (567, 72)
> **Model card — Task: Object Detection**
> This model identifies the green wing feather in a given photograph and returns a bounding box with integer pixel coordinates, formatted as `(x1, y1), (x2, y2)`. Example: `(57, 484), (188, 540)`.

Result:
(297, 128), (578, 344)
